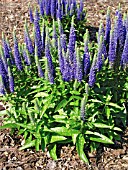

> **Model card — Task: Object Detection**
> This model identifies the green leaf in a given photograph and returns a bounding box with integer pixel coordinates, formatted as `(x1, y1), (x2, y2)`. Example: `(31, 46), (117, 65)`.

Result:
(29, 87), (46, 94)
(48, 144), (57, 160)
(23, 130), (28, 140)
(50, 135), (67, 143)
(106, 94), (112, 102)
(25, 133), (33, 143)
(90, 137), (111, 143)
(70, 100), (79, 106)
(34, 92), (49, 98)
(93, 123), (113, 129)
(107, 103), (123, 109)
(53, 115), (67, 120)
(89, 99), (102, 103)
(41, 134), (51, 151)
(40, 95), (53, 118)
(70, 91), (81, 95)
(41, 138), (46, 152)
(15, 123), (34, 130)
(19, 140), (36, 150)
(69, 95), (81, 101)
(76, 134), (89, 163)
(85, 131), (114, 144)
(50, 127), (79, 136)
(105, 106), (110, 119)
(72, 134), (78, 145)
(55, 99), (68, 112)
(113, 127), (122, 131)
(0, 110), (7, 116)
(0, 123), (18, 129)
(52, 115), (68, 124)
(35, 138), (40, 151)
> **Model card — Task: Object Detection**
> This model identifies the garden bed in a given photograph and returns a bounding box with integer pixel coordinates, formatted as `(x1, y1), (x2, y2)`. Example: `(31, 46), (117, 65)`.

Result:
(0, 0), (128, 169)
(0, 122), (128, 169)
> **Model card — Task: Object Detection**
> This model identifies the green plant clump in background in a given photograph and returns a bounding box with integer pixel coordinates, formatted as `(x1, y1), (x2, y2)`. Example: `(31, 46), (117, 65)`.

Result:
(0, 0), (128, 163)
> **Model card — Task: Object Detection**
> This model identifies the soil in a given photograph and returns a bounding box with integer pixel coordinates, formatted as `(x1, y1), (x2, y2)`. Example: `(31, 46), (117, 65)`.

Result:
(0, 0), (128, 169)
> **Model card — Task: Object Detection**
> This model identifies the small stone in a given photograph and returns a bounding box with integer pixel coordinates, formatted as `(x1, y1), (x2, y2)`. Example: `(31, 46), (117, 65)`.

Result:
(16, 167), (23, 170)
(46, 151), (50, 158)
(46, 160), (56, 170)
(122, 155), (128, 161)
(12, 156), (17, 161)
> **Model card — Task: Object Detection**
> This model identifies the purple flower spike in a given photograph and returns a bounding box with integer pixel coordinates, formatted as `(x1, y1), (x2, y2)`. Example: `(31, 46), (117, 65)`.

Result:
(83, 52), (90, 76)
(97, 22), (105, 44)
(70, 4), (74, 16)
(37, 64), (44, 78)
(115, 10), (126, 50)
(2, 33), (13, 67)
(123, 13), (128, 32)
(8, 64), (14, 93)
(65, 3), (70, 15)
(26, 33), (34, 55)
(0, 56), (8, 89)
(13, 31), (23, 71)
(123, 13), (127, 39)
(80, 96), (86, 122)
(29, 6), (34, 23)
(77, 7), (81, 21)
(79, 0), (83, 13)
(35, 44), (44, 78)
(0, 45), (8, 72)
(0, 75), (5, 95)
(57, 0), (62, 20)
(23, 49), (31, 66)
(41, 19), (45, 50)
(51, 0), (56, 18)
(108, 29), (116, 67)
(61, 0), (66, 11)
(72, 0), (77, 9)
(39, 0), (44, 16)
(52, 19), (58, 48)
(88, 54), (97, 87)
(35, 8), (40, 21)
(68, 16), (76, 61)
(58, 38), (64, 74)
(83, 29), (90, 76)
(84, 29), (89, 53)
(96, 36), (103, 71)
(88, 66), (96, 87)
(60, 34), (67, 53)
(63, 49), (71, 82)
(2, 39), (10, 59)
(34, 9), (43, 58)
(58, 18), (63, 35)
(121, 32), (128, 68)
(45, 0), (51, 16)
(75, 47), (83, 82)
(73, 50), (77, 79)
(77, 0), (84, 20)
(6, 38), (14, 65)
(24, 21), (34, 55)
(45, 28), (54, 83)
(105, 7), (111, 49)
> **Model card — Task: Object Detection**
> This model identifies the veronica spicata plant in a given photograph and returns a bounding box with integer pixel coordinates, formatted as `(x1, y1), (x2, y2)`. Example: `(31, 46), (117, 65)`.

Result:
(0, 3), (127, 164)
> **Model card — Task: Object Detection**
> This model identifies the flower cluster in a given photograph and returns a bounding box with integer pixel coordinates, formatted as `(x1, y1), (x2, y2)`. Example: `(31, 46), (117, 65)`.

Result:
(0, 3), (128, 95)
(34, 0), (85, 21)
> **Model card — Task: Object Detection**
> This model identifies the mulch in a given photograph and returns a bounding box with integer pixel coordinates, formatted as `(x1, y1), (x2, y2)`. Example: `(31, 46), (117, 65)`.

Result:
(0, 0), (128, 169)
(0, 121), (128, 170)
